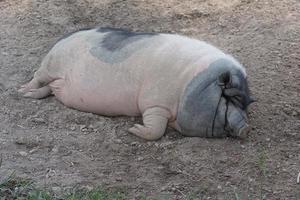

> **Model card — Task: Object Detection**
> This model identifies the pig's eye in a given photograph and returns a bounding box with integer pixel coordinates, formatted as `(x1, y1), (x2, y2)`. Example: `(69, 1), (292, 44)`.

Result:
(231, 96), (244, 109)
(222, 88), (247, 110)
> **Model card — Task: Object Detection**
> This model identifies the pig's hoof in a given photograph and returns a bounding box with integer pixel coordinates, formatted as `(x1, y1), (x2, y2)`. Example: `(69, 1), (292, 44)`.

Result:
(18, 84), (29, 93)
(128, 124), (163, 141)
(22, 86), (51, 99)
(128, 124), (148, 138)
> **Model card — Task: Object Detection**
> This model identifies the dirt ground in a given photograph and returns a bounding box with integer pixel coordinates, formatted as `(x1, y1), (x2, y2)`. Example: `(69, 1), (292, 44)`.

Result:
(0, 0), (299, 199)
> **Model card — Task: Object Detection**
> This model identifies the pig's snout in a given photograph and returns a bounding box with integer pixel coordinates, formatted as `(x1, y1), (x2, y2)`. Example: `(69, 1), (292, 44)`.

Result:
(227, 109), (250, 138)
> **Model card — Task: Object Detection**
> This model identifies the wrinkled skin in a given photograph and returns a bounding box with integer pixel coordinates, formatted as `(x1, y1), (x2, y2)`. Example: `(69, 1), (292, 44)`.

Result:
(19, 27), (254, 140)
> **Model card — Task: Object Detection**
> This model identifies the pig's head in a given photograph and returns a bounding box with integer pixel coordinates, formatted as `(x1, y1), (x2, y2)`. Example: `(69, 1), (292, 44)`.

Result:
(177, 58), (254, 138)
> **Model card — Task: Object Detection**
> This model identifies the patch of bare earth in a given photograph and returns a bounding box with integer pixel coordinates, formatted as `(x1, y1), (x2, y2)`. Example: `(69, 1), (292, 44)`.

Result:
(0, 0), (299, 199)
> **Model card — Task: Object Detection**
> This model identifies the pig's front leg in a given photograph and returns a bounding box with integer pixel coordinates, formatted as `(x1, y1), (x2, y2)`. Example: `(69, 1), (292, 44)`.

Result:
(128, 107), (171, 141)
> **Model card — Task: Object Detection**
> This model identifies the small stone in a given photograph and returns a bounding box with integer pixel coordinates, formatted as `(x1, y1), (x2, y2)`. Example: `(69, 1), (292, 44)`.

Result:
(288, 132), (297, 136)
(131, 142), (138, 146)
(116, 177), (122, 181)
(70, 125), (76, 131)
(88, 124), (94, 129)
(280, 138), (286, 142)
(82, 185), (93, 191)
(32, 117), (46, 124)
(266, 138), (271, 142)
(19, 151), (28, 156)
(29, 148), (38, 154)
(115, 139), (122, 144)
(80, 125), (88, 132)
(14, 53), (23, 56)
(15, 137), (26, 145)
(161, 186), (168, 191)
(2, 130), (8, 134)
(160, 142), (172, 148)
(137, 156), (144, 161)
(51, 147), (59, 153)
(292, 111), (298, 116)
(51, 186), (61, 193)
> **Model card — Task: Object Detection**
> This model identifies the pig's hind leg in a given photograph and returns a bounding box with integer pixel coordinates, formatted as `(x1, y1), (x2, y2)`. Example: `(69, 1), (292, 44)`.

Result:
(18, 70), (53, 99)
(128, 107), (171, 140)
(22, 85), (52, 99)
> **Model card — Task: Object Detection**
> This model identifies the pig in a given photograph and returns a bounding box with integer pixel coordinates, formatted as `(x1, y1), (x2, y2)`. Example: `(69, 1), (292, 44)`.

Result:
(19, 27), (254, 140)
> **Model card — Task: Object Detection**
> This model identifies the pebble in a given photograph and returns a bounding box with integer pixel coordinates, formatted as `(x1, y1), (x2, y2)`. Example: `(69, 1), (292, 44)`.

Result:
(70, 125), (76, 131)
(15, 137), (26, 145)
(51, 147), (59, 153)
(19, 151), (28, 156)
(288, 132), (297, 136)
(32, 117), (46, 124)
(115, 177), (122, 181)
(159, 142), (173, 148)
(292, 111), (298, 116)
(80, 125), (88, 132)
(137, 156), (144, 161)
(130, 142), (138, 146)
(115, 139), (122, 144)
(88, 125), (94, 129)
(29, 148), (38, 154)
(51, 186), (61, 193)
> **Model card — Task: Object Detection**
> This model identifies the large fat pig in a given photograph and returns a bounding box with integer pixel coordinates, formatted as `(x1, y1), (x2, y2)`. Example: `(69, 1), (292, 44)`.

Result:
(19, 27), (254, 140)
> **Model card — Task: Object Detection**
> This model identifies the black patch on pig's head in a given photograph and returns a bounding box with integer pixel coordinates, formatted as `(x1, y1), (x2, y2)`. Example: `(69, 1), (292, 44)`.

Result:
(177, 58), (254, 138)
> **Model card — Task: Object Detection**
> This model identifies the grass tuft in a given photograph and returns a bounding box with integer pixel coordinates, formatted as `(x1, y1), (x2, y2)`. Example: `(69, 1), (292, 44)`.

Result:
(0, 173), (127, 200)
(257, 148), (267, 200)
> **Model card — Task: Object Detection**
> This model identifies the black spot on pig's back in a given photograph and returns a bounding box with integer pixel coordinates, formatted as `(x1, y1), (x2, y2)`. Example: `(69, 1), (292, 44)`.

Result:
(90, 27), (159, 64)
(97, 27), (158, 52)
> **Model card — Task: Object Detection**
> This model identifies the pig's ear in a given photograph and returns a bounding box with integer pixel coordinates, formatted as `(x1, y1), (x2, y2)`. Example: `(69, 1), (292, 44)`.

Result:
(218, 71), (232, 87)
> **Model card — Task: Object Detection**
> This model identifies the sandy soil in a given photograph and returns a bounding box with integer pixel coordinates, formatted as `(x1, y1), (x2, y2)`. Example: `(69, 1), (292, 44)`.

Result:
(0, 0), (299, 199)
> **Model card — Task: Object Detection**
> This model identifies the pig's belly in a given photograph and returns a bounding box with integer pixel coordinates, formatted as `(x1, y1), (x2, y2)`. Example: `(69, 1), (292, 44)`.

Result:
(50, 76), (141, 116)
